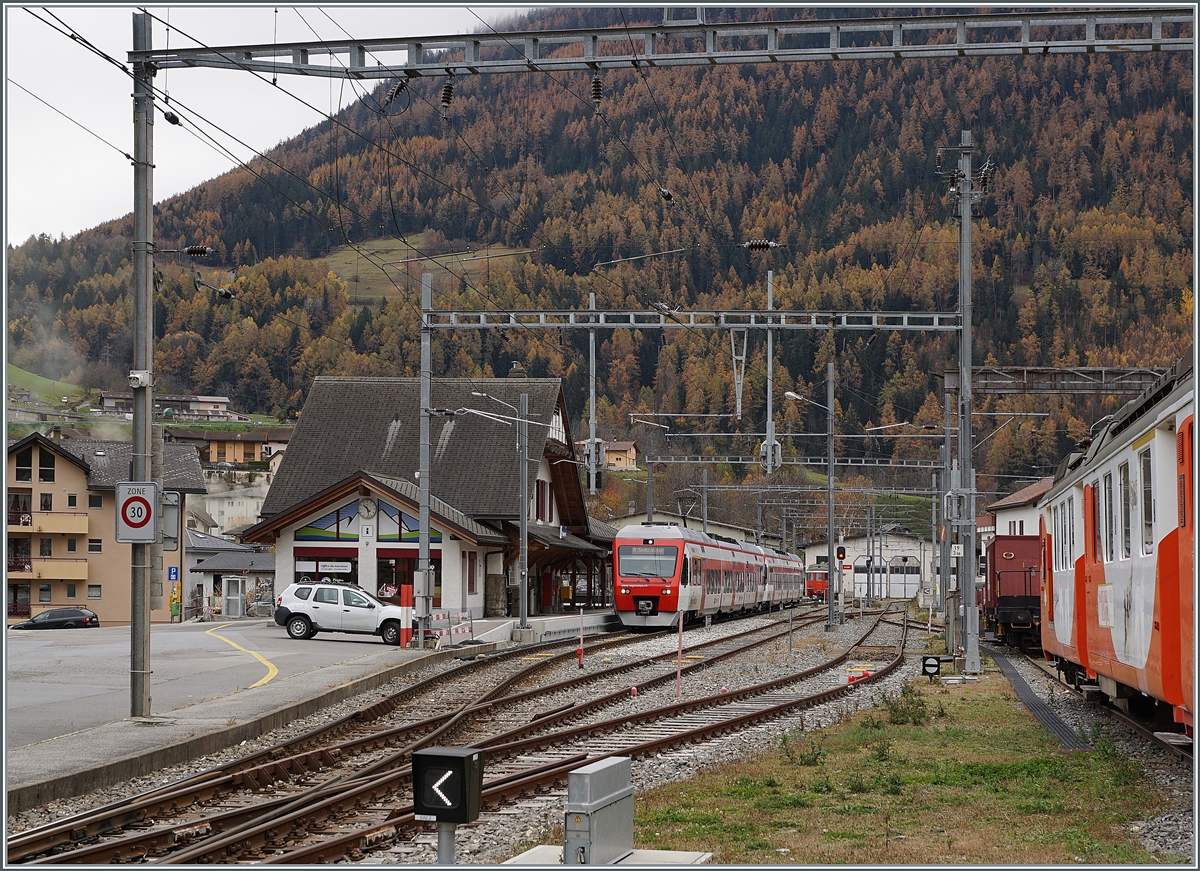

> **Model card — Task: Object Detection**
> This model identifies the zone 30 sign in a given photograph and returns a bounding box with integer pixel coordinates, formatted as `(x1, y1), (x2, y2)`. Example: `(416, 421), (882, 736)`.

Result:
(116, 482), (159, 543)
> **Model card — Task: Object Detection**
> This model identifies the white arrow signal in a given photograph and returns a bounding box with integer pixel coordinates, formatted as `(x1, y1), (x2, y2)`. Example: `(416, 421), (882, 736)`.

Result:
(432, 770), (454, 806)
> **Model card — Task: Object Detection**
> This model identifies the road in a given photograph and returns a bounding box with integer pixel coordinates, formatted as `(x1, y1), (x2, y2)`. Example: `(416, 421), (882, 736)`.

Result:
(5, 620), (401, 749)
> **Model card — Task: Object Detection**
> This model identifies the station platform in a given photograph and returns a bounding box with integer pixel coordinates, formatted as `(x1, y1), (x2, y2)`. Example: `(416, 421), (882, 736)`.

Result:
(5, 610), (618, 815)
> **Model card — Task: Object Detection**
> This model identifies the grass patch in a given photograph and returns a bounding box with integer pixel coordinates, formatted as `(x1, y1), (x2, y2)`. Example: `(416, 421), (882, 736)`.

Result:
(633, 659), (1175, 864)
(7, 364), (86, 405)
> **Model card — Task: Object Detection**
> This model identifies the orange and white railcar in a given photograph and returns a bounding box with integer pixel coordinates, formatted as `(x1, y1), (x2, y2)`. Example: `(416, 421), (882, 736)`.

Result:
(1039, 351), (1193, 733)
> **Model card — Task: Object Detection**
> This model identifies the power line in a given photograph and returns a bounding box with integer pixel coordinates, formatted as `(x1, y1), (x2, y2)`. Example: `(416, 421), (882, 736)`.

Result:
(7, 78), (134, 164)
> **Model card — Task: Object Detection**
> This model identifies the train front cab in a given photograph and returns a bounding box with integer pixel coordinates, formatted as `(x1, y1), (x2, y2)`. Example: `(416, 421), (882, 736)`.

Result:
(613, 536), (684, 628)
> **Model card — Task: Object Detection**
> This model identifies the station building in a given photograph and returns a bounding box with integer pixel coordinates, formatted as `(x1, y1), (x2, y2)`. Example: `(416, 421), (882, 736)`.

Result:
(243, 376), (615, 619)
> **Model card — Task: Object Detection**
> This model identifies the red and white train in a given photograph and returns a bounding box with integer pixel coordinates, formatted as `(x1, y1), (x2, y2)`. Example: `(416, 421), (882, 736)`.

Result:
(1039, 350), (1193, 733)
(613, 523), (806, 628)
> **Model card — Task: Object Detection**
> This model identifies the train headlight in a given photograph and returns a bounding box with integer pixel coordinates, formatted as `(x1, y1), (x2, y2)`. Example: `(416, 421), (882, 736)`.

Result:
(661, 588), (671, 596)
(620, 588), (630, 595)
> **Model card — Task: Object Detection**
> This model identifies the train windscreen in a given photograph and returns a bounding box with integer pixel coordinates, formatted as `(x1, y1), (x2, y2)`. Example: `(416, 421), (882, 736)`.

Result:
(617, 544), (679, 578)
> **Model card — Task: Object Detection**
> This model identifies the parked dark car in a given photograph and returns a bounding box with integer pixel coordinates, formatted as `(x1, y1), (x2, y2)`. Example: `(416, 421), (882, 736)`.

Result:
(9, 608), (101, 630)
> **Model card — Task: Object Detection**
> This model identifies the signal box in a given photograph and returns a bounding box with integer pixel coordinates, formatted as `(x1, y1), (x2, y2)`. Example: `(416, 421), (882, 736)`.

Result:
(412, 747), (484, 824)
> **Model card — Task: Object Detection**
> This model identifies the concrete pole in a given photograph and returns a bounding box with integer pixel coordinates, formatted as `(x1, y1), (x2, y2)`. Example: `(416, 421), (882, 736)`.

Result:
(701, 468), (708, 533)
(645, 446), (654, 522)
(130, 11), (154, 718)
(958, 130), (981, 674)
(765, 271), (775, 474)
(942, 392), (954, 633)
(588, 292), (598, 495)
(826, 362), (835, 627)
(419, 273), (432, 648)
(519, 392), (529, 629)
(931, 472), (938, 610)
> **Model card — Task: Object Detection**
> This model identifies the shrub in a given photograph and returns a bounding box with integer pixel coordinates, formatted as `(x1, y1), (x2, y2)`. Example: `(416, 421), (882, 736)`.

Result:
(782, 734), (826, 766)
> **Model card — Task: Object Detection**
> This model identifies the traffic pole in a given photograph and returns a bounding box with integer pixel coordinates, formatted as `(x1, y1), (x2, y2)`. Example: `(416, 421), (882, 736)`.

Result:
(675, 608), (684, 697)
(577, 605), (584, 669)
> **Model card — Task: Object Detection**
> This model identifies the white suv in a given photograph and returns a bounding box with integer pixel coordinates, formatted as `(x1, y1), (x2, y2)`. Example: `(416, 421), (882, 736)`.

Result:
(274, 580), (408, 645)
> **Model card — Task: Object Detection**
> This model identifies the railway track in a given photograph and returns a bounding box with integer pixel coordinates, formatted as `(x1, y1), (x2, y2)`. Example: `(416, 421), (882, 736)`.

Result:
(216, 604), (908, 864)
(1013, 649), (1193, 763)
(10, 605), (831, 864)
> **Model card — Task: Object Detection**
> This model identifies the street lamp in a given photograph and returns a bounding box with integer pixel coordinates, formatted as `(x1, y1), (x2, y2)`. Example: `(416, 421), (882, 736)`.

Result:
(459, 395), (541, 630)
(785, 361), (837, 627)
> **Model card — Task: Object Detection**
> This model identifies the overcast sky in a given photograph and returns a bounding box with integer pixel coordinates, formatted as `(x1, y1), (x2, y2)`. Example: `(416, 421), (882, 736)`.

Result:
(4, 5), (535, 244)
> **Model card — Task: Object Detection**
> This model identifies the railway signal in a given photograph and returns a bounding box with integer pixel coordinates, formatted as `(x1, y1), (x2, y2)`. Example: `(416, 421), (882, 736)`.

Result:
(413, 746), (485, 864)
(413, 747), (484, 824)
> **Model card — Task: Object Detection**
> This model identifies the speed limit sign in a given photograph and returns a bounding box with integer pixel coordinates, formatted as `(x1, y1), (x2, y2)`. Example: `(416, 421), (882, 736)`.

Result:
(116, 482), (159, 543)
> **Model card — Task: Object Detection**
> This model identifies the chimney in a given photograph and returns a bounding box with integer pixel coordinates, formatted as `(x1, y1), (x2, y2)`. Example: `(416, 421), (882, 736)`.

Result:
(508, 361), (527, 378)
(51, 425), (62, 444)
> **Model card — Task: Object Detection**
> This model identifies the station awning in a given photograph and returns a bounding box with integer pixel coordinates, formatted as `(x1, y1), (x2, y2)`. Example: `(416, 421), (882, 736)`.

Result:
(525, 525), (605, 554)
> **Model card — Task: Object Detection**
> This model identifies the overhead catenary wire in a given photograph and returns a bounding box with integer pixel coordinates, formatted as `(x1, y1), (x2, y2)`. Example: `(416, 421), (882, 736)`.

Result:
(7, 78), (134, 164)
(30, 3), (926, 446)
(35, 8), (1060, 487)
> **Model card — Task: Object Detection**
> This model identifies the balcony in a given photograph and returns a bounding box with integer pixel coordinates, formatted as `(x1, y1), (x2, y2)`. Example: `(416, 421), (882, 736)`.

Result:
(15, 511), (90, 535)
(7, 557), (33, 577)
(8, 510), (32, 528)
(31, 557), (89, 581)
(7, 602), (31, 619)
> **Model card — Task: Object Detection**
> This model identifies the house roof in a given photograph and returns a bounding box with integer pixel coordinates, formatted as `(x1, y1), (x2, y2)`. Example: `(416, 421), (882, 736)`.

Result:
(185, 528), (252, 553)
(987, 476), (1054, 513)
(166, 427), (292, 442)
(587, 516), (619, 542)
(55, 439), (206, 493)
(8, 432), (91, 473)
(261, 377), (577, 523)
(191, 551), (276, 574)
(606, 441), (638, 452)
(187, 506), (218, 528)
(8, 433), (205, 493)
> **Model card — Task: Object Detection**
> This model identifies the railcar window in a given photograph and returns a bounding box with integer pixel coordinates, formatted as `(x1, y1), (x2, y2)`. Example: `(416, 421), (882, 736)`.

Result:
(617, 545), (678, 578)
(1140, 448), (1154, 553)
(1103, 473), (1115, 561)
(1119, 462), (1132, 559)
(1091, 482), (1101, 560)
(1068, 495), (1075, 565)
(1053, 505), (1061, 570)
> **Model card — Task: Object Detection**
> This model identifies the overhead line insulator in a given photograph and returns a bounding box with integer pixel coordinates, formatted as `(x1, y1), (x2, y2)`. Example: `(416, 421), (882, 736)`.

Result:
(591, 75), (603, 109)
(383, 80), (407, 107)
(440, 80), (454, 120)
(742, 239), (778, 251)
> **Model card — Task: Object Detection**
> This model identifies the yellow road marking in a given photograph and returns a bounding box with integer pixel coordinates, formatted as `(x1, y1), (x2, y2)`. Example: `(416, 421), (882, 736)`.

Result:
(206, 624), (279, 688)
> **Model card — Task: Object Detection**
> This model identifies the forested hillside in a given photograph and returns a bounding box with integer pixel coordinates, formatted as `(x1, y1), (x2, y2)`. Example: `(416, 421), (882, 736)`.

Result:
(6, 7), (1193, 499)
